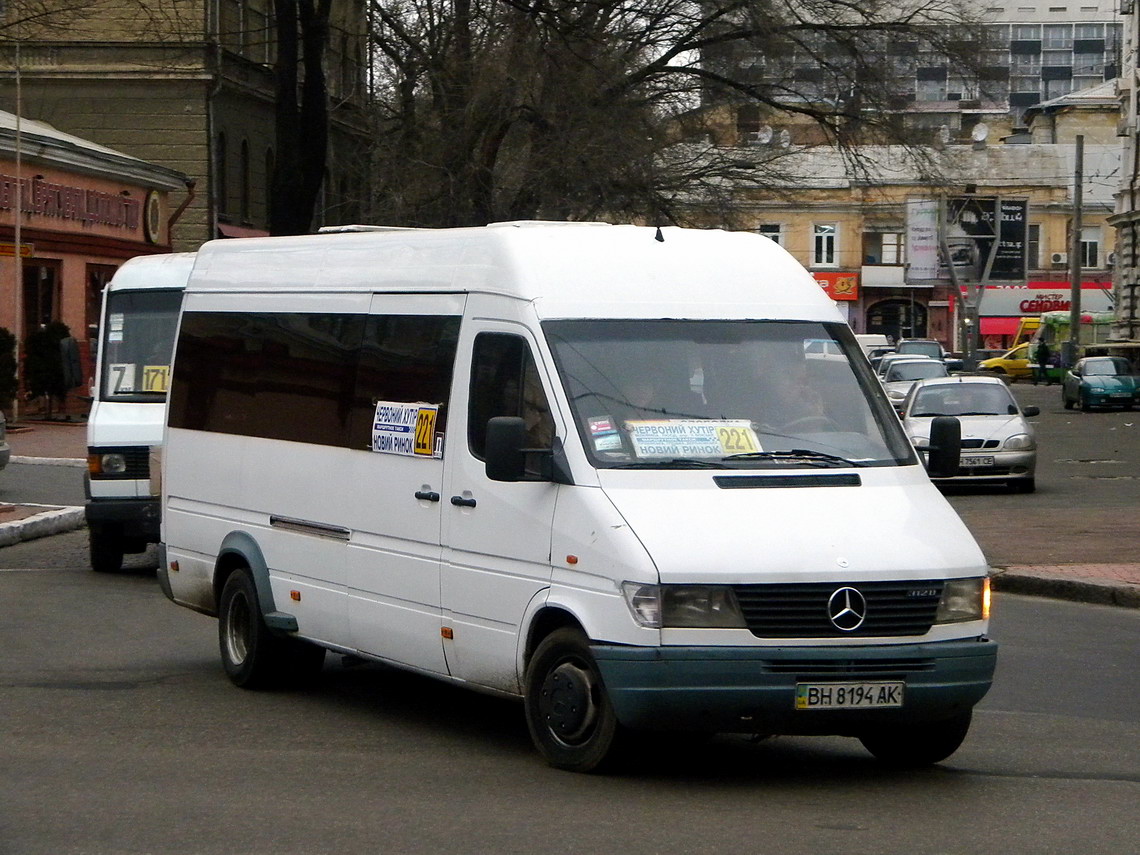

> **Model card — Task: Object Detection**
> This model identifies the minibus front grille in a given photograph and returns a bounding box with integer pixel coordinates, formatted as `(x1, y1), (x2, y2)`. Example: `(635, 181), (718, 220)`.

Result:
(763, 658), (937, 676)
(732, 581), (943, 638)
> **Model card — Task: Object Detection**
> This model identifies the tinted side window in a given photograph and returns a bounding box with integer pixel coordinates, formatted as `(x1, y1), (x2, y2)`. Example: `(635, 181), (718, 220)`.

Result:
(346, 315), (462, 450)
(169, 312), (364, 446)
(468, 333), (554, 460)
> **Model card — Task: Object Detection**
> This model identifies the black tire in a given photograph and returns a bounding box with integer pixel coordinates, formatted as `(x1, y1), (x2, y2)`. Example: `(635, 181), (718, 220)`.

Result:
(524, 627), (622, 772)
(1079, 391), (1091, 412)
(1062, 390), (1073, 410)
(859, 712), (972, 768)
(218, 569), (325, 688)
(1010, 477), (1036, 494)
(89, 528), (125, 573)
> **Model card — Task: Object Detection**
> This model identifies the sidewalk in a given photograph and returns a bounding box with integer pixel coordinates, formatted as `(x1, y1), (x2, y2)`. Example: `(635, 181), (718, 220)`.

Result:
(0, 420), (87, 546)
(1, 420), (1138, 607)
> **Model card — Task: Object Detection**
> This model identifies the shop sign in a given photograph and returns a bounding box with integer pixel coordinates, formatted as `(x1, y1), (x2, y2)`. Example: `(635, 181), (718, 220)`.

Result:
(0, 242), (34, 256)
(0, 172), (141, 230)
(813, 271), (859, 301)
(969, 282), (1114, 316)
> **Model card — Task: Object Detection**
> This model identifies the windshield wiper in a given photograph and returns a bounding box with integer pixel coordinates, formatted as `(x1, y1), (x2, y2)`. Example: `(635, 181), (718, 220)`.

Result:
(610, 457), (731, 469)
(724, 449), (865, 468)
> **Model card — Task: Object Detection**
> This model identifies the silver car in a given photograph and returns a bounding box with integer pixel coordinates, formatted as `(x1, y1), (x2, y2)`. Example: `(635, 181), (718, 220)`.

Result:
(902, 375), (1039, 492)
(881, 357), (949, 411)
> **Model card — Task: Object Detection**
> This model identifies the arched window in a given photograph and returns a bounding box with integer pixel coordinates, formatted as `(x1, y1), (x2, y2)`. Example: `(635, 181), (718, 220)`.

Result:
(265, 147), (274, 226)
(216, 132), (228, 216)
(240, 139), (251, 222)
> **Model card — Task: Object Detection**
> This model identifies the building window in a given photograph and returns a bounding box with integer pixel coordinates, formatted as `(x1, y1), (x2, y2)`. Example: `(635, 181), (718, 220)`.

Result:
(1080, 226), (1101, 268)
(240, 140), (251, 223)
(1027, 223), (1041, 270)
(758, 224), (783, 245)
(813, 224), (838, 267)
(862, 232), (904, 265)
(215, 132), (228, 216)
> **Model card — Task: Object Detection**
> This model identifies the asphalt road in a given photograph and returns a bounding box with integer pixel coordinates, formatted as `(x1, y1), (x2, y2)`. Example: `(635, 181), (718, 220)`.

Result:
(0, 555), (1136, 855)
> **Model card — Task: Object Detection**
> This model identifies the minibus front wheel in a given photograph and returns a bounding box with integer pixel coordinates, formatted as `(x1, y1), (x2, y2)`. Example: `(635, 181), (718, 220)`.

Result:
(218, 568), (324, 688)
(858, 711), (972, 767)
(524, 627), (622, 773)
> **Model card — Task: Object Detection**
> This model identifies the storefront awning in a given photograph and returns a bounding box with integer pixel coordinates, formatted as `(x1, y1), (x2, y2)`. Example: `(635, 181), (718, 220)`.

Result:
(218, 223), (270, 239)
(980, 317), (1021, 336)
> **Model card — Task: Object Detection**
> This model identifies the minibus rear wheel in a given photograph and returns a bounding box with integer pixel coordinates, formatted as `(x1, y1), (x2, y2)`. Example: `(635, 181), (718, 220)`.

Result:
(858, 712), (972, 767)
(524, 627), (622, 773)
(218, 569), (324, 688)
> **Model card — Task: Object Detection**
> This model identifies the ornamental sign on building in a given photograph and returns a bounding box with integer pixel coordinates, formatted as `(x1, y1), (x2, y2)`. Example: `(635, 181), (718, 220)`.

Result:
(0, 172), (141, 230)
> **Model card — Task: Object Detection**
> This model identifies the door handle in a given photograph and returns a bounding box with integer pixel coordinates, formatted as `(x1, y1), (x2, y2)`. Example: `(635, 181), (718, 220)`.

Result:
(450, 495), (477, 508)
(414, 490), (440, 502)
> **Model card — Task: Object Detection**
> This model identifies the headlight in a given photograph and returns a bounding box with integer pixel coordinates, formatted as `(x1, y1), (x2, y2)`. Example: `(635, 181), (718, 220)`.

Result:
(88, 452), (127, 476)
(621, 583), (747, 628)
(910, 435), (931, 448)
(1003, 433), (1034, 451)
(888, 389), (906, 400)
(935, 577), (989, 623)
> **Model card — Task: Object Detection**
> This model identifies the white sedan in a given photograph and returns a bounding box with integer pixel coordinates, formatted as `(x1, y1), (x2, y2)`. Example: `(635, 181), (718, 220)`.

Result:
(902, 375), (1039, 493)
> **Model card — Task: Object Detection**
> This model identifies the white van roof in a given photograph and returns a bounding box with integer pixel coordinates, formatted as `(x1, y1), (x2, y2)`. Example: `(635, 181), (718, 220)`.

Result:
(187, 222), (840, 322)
(108, 252), (196, 292)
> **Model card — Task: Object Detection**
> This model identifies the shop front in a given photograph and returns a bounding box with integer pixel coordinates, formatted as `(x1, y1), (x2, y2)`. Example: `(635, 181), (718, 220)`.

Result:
(0, 111), (190, 418)
(975, 281), (1115, 350)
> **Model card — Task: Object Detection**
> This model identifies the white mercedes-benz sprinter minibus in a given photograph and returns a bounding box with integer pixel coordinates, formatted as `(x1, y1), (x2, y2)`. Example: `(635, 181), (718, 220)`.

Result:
(159, 223), (994, 772)
(86, 252), (193, 572)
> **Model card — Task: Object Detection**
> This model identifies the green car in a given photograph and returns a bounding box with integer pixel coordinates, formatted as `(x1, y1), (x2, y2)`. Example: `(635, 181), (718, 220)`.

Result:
(1061, 357), (1140, 411)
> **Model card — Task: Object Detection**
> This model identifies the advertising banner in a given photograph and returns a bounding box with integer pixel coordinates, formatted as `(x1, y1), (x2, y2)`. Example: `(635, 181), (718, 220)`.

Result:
(941, 196), (1028, 282)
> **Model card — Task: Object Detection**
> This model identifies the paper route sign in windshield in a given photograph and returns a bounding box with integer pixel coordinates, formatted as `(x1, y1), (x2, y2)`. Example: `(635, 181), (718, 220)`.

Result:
(625, 419), (760, 458)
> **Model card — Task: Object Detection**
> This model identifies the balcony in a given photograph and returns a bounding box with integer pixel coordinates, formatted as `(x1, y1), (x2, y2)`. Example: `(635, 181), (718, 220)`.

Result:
(861, 265), (907, 287)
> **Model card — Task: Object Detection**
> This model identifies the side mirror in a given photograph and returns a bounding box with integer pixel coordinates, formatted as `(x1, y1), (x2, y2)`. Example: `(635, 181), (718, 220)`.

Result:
(926, 416), (961, 479)
(1022, 405), (1040, 417)
(485, 416), (528, 482)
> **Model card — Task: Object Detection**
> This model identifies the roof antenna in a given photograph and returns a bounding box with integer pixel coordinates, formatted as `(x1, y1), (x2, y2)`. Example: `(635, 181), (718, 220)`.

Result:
(654, 226), (664, 242)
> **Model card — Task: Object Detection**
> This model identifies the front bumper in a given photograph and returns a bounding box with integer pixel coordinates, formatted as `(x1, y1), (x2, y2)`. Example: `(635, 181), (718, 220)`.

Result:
(933, 449), (1036, 484)
(592, 638), (997, 734)
(84, 497), (161, 542)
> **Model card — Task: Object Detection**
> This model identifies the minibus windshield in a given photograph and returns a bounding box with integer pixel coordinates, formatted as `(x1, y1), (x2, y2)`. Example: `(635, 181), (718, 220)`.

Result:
(545, 319), (916, 469)
(98, 289), (183, 402)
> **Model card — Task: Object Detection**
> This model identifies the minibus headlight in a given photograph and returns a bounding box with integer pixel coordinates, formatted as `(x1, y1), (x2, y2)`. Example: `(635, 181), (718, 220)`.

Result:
(935, 577), (989, 623)
(662, 586), (748, 628)
(621, 583), (748, 629)
(621, 582), (662, 628)
(89, 452), (127, 476)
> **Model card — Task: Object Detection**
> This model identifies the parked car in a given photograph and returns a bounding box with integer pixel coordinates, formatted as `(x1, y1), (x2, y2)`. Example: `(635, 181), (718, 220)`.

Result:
(902, 375), (1039, 492)
(881, 358), (950, 411)
(1061, 356), (1140, 411)
(0, 410), (8, 470)
(854, 333), (891, 359)
(875, 351), (937, 379)
(896, 338), (963, 372)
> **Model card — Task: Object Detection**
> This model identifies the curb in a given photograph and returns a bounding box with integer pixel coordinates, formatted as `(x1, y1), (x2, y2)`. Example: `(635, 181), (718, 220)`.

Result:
(10, 456), (87, 468)
(991, 568), (1140, 609)
(0, 505), (86, 547)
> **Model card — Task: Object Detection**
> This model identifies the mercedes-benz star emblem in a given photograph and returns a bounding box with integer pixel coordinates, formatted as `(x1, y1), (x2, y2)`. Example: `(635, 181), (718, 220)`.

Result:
(827, 587), (867, 631)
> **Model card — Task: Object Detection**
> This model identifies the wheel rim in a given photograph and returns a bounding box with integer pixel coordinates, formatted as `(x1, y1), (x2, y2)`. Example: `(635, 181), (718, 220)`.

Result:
(538, 658), (599, 746)
(224, 589), (252, 666)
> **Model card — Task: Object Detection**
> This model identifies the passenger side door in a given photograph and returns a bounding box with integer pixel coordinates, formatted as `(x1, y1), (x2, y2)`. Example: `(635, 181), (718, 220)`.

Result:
(440, 319), (562, 692)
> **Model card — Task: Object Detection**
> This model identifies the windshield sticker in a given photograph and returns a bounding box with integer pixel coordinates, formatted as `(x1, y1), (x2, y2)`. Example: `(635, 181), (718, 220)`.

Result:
(372, 401), (442, 458)
(108, 363), (136, 393)
(587, 416), (623, 451)
(142, 365), (170, 394)
(625, 419), (761, 458)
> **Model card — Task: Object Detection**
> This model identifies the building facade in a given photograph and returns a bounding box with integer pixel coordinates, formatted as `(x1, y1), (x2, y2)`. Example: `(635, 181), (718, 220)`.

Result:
(1111, 0), (1140, 341)
(0, 0), (369, 252)
(0, 110), (188, 412)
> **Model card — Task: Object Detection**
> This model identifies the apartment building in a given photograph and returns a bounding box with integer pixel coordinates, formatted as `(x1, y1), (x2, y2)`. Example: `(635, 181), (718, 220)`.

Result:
(0, 1), (369, 251)
(1111, 0), (1140, 341)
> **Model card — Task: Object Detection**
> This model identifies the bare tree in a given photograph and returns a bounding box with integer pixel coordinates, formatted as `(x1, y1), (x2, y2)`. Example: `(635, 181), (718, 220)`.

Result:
(366, 0), (991, 227)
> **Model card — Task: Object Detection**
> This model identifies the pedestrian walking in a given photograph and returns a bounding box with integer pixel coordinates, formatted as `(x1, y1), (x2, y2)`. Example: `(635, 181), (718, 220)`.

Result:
(1033, 339), (1051, 385)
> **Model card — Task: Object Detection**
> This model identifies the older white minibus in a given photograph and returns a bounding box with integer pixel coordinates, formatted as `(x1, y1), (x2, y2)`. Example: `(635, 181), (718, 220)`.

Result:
(159, 223), (993, 772)
(86, 252), (193, 572)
